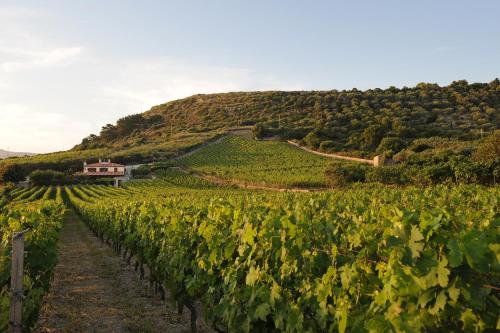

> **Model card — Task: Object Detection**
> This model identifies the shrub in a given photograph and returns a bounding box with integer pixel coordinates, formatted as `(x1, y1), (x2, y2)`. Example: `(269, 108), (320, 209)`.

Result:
(473, 130), (500, 163)
(0, 164), (25, 183)
(319, 140), (336, 152)
(365, 165), (407, 185)
(30, 170), (70, 186)
(411, 143), (432, 153)
(132, 165), (152, 178)
(376, 137), (405, 155)
(361, 125), (386, 149)
(408, 164), (454, 186)
(150, 161), (174, 172)
(303, 130), (322, 149)
(325, 163), (367, 187)
(94, 178), (115, 185)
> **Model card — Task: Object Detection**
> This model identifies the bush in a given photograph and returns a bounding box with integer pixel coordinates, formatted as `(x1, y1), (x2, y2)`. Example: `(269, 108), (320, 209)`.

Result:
(30, 170), (70, 186)
(361, 125), (386, 149)
(303, 130), (322, 149)
(319, 140), (336, 152)
(94, 178), (115, 185)
(0, 164), (25, 183)
(325, 163), (367, 187)
(150, 161), (174, 171)
(365, 165), (407, 185)
(408, 164), (454, 186)
(411, 143), (432, 153)
(473, 130), (500, 163)
(131, 165), (152, 178)
(29, 170), (112, 185)
(393, 149), (414, 162)
(376, 137), (405, 155)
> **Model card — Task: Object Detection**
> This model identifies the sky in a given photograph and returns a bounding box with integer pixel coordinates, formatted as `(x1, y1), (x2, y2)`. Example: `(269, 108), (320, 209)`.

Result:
(0, 0), (499, 153)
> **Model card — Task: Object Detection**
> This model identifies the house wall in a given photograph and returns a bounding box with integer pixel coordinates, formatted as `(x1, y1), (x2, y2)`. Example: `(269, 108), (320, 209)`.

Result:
(83, 166), (125, 174)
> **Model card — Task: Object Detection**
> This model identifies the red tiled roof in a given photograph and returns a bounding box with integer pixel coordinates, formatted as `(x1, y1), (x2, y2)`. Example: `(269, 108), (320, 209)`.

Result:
(82, 171), (125, 176)
(85, 162), (125, 167)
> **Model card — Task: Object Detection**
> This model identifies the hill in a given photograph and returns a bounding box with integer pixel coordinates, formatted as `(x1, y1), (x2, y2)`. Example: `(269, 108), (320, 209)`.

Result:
(76, 79), (499, 158)
(0, 149), (36, 159)
(0, 79), (498, 184)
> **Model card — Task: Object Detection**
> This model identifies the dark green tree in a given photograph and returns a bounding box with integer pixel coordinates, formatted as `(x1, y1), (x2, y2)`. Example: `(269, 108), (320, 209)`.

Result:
(0, 163), (25, 183)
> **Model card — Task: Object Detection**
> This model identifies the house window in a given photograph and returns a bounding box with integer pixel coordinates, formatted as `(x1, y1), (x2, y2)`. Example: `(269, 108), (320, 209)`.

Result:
(99, 168), (108, 172)
(88, 168), (96, 172)
(114, 168), (118, 172)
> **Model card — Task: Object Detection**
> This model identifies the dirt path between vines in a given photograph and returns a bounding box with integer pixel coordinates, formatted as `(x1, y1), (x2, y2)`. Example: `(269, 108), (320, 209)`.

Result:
(35, 210), (212, 333)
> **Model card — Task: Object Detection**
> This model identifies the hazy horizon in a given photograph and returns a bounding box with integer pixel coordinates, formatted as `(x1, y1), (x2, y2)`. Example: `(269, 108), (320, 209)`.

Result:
(1, 0), (499, 153)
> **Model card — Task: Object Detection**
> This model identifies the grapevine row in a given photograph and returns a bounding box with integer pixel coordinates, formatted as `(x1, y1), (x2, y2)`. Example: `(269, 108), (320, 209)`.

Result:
(0, 188), (65, 331)
(66, 183), (499, 332)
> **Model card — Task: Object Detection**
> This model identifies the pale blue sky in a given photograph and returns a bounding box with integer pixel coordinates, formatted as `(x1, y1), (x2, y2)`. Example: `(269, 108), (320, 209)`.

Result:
(0, 0), (499, 152)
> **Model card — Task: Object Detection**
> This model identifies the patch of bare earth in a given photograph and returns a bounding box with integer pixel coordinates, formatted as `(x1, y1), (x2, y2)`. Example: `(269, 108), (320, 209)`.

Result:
(35, 209), (213, 333)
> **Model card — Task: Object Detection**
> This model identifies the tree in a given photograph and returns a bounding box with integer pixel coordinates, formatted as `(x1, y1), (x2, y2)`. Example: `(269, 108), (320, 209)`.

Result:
(303, 130), (322, 148)
(319, 140), (336, 152)
(361, 125), (386, 149)
(473, 130), (500, 163)
(116, 114), (147, 135)
(325, 163), (367, 187)
(30, 170), (68, 186)
(100, 123), (118, 141)
(365, 165), (407, 185)
(0, 163), (25, 183)
(148, 114), (163, 123)
(376, 137), (405, 155)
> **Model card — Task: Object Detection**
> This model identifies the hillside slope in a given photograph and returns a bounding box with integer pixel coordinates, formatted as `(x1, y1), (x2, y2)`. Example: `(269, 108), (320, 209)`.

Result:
(77, 79), (499, 157)
(175, 135), (334, 188)
(1, 79), (498, 183)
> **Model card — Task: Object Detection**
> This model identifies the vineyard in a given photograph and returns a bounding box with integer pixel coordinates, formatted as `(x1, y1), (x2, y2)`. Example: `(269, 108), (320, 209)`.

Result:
(66, 180), (499, 332)
(0, 175), (499, 332)
(0, 186), (65, 332)
(175, 136), (333, 188)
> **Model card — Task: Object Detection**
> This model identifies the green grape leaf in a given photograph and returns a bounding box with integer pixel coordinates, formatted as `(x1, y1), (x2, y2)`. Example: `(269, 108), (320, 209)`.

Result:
(270, 281), (281, 306)
(242, 222), (256, 245)
(408, 225), (424, 258)
(246, 266), (260, 286)
(447, 238), (463, 268)
(447, 283), (460, 303)
(460, 309), (479, 331)
(254, 302), (270, 321)
(429, 290), (447, 315)
(286, 305), (303, 331)
(365, 316), (390, 332)
(437, 257), (450, 288)
(488, 244), (500, 263)
(339, 307), (348, 333)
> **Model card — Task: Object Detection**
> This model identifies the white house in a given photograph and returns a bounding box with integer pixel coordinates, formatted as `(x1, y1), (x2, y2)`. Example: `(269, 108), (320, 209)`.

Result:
(83, 159), (125, 177)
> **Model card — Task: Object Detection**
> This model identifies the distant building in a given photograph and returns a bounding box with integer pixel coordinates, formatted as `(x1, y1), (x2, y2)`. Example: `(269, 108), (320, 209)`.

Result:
(83, 159), (125, 177)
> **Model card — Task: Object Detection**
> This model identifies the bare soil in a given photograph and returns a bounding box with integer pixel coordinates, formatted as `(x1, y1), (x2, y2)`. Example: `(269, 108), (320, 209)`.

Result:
(35, 209), (212, 333)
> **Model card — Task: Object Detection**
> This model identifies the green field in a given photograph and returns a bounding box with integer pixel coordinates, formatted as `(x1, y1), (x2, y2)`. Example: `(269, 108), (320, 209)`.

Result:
(175, 135), (334, 187)
(64, 179), (499, 332)
(2, 170), (499, 332)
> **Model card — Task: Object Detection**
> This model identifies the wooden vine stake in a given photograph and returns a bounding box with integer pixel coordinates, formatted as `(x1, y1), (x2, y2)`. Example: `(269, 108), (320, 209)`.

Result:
(9, 232), (25, 333)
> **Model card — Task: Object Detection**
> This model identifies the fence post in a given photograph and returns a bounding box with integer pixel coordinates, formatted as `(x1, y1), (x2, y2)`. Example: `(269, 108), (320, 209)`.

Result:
(9, 232), (24, 333)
